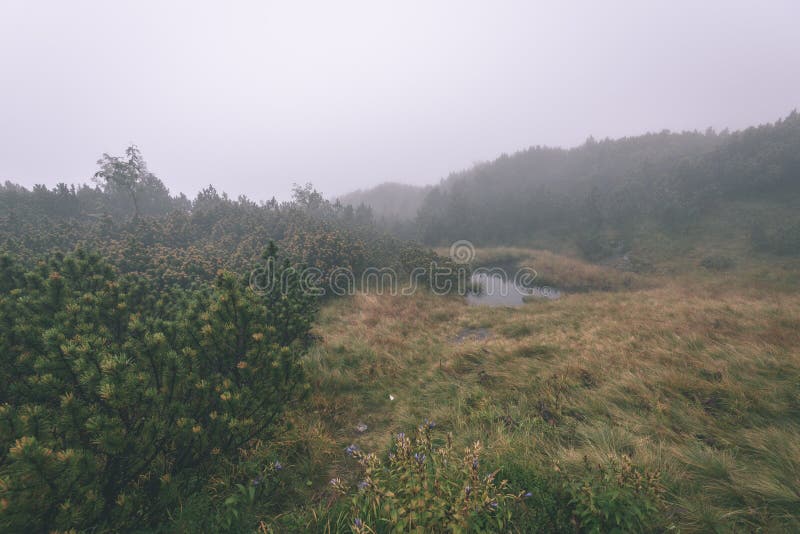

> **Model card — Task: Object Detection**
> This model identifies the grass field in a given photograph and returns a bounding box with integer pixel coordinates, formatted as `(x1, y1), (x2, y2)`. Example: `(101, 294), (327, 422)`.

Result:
(282, 248), (800, 532)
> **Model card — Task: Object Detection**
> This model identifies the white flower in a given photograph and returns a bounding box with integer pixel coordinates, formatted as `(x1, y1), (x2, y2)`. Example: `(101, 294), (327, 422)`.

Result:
(389, 394), (395, 401)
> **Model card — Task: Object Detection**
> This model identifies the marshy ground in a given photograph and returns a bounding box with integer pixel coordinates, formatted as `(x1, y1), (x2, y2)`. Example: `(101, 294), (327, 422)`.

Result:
(290, 248), (800, 531)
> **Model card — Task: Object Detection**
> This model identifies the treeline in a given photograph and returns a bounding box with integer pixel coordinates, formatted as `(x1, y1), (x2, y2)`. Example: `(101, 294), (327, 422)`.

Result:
(343, 112), (800, 257)
(0, 148), (452, 291)
(337, 182), (433, 239)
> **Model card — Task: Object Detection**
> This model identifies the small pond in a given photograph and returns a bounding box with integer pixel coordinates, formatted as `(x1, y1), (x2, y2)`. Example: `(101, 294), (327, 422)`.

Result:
(466, 271), (560, 307)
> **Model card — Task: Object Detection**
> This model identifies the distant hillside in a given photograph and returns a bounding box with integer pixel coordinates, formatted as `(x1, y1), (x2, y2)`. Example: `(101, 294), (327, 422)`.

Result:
(413, 112), (800, 260)
(338, 182), (431, 221)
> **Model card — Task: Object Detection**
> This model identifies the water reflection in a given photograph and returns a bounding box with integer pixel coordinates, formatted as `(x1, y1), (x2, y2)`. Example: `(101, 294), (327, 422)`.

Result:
(467, 272), (560, 307)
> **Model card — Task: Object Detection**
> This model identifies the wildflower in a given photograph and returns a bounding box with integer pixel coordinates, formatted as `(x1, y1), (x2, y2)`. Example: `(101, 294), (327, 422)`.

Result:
(388, 394), (395, 401)
(356, 422), (368, 433)
(465, 485), (472, 497)
(345, 444), (359, 457)
(490, 501), (498, 509)
(413, 452), (426, 465)
(472, 458), (479, 470)
(396, 432), (405, 441)
(354, 518), (363, 528)
(357, 480), (369, 490)
(524, 491), (533, 498)
(273, 460), (283, 471)
(251, 475), (264, 487)
(424, 418), (436, 429)
(330, 477), (341, 486)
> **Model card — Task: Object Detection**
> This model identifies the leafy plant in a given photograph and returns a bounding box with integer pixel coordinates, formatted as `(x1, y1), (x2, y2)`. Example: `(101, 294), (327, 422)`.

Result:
(564, 455), (665, 533)
(331, 423), (526, 533)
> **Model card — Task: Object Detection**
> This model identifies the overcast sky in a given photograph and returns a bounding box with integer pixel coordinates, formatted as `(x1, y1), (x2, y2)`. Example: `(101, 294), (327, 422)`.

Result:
(1, 1), (799, 201)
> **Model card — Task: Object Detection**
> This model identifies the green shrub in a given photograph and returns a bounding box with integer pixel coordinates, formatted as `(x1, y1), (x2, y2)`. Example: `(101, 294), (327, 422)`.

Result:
(0, 246), (313, 532)
(564, 455), (665, 533)
(332, 423), (526, 533)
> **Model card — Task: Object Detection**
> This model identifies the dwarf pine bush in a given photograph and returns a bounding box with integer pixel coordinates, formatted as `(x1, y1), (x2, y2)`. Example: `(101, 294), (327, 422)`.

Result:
(0, 246), (314, 531)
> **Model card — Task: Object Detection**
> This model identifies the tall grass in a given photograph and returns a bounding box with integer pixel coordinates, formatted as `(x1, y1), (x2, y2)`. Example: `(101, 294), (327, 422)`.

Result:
(287, 256), (800, 531)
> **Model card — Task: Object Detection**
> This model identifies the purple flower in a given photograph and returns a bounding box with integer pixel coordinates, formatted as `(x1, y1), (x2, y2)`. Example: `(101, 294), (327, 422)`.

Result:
(472, 458), (479, 470)
(424, 419), (436, 429)
(250, 475), (264, 487)
(354, 518), (363, 528)
(345, 444), (359, 457)
(490, 501), (498, 509)
(357, 480), (369, 490)
(524, 491), (533, 498)
(413, 452), (426, 465)
(396, 432), (405, 441)
(273, 460), (283, 471)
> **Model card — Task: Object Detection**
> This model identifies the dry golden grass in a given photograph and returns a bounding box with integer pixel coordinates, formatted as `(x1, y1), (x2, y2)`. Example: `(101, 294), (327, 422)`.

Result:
(293, 251), (800, 531)
(519, 248), (640, 291)
(439, 245), (643, 291)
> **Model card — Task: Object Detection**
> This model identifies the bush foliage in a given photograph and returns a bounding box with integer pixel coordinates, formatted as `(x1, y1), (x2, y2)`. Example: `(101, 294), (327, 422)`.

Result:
(0, 246), (312, 531)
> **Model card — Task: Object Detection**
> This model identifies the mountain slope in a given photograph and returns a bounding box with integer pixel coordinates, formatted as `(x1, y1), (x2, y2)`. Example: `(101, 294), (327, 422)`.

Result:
(413, 112), (800, 261)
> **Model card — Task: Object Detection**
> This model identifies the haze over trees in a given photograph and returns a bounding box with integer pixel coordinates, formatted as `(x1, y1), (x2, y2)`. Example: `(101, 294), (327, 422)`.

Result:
(338, 182), (432, 222)
(1, 111), (799, 531)
(2, 0), (800, 530)
(341, 112), (800, 258)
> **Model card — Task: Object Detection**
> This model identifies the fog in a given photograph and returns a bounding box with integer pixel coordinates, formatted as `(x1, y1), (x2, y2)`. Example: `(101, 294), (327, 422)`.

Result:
(1, 0), (799, 201)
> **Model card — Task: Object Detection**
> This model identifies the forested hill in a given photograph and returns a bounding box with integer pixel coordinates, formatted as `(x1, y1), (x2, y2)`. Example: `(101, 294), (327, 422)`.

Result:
(415, 112), (800, 253)
(341, 113), (800, 258)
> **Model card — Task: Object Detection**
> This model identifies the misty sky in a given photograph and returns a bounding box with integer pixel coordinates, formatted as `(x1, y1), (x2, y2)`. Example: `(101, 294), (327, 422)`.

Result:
(2, 1), (799, 201)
